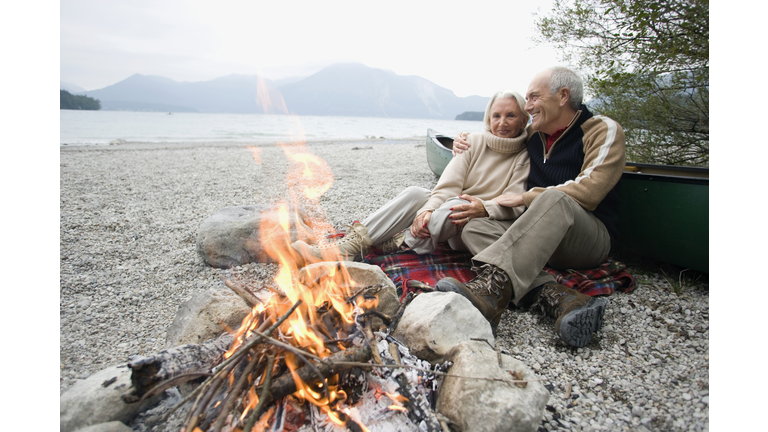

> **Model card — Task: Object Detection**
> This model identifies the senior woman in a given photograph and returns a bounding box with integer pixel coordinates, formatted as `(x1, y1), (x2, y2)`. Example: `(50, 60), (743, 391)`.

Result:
(291, 90), (531, 264)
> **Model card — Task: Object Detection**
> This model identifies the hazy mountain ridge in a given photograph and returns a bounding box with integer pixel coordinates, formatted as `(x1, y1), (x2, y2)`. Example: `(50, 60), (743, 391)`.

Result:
(75, 63), (488, 119)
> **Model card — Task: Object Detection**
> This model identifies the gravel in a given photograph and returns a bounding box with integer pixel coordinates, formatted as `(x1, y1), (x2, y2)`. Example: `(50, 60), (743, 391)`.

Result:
(59, 139), (709, 431)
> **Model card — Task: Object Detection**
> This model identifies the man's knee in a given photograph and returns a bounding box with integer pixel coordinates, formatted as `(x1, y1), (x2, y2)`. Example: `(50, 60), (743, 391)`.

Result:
(530, 189), (568, 208)
(461, 218), (489, 239)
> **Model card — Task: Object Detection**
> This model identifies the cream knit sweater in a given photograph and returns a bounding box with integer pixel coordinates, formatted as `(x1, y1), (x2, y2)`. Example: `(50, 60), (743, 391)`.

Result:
(418, 129), (530, 220)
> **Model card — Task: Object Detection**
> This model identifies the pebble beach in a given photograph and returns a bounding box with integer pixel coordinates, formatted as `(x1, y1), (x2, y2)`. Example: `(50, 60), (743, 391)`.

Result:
(59, 139), (710, 431)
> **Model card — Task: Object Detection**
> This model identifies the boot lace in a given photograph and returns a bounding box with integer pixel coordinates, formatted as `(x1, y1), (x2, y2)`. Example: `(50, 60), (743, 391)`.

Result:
(531, 284), (569, 318)
(466, 264), (510, 298)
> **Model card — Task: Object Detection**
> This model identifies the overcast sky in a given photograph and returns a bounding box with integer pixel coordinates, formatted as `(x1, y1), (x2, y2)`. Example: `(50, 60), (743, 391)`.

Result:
(61, 0), (564, 97)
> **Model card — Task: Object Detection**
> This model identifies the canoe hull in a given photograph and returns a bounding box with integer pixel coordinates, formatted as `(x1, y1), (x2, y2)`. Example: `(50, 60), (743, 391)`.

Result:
(426, 128), (454, 177)
(616, 163), (709, 272)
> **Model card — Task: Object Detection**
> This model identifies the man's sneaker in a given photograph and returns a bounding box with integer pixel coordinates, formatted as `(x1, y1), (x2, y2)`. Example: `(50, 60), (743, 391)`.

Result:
(531, 282), (607, 347)
(291, 222), (372, 264)
(435, 264), (513, 334)
(371, 230), (409, 255)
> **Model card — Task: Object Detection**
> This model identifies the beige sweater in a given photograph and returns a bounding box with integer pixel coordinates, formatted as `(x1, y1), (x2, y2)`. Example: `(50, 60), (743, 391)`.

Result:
(418, 130), (530, 220)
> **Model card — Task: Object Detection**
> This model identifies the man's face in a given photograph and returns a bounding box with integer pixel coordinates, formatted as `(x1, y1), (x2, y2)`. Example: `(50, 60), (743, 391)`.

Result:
(525, 71), (564, 135)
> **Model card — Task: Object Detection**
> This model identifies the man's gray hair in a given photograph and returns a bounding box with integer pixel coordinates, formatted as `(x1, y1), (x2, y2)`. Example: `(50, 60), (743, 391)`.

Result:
(547, 67), (583, 111)
(483, 90), (530, 133)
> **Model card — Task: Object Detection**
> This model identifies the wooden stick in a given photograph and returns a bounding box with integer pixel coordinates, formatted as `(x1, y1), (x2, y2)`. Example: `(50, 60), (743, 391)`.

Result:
(363, 319), (383, 365)
(253, 344), (373, 405)
(155, 300), (303, 424)
(211, 351), (263, 432)
(223, 277), (262, 307)
(327, 361), (544, 385)
(243, 351), (276, 432)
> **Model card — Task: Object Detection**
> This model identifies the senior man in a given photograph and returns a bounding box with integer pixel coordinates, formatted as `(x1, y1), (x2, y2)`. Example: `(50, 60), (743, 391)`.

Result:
(439, 66), (625, 347)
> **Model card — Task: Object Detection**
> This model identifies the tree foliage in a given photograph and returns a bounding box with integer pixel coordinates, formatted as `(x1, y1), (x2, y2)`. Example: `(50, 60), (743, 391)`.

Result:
(60, 90), (101, 110)
(535, 0), (709, 166)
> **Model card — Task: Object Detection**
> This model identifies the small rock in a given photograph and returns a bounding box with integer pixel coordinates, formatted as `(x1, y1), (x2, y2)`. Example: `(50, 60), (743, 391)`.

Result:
(436, 341), (549, 432)
(393, 292), (493, 361)
(165, 288), (251, 348)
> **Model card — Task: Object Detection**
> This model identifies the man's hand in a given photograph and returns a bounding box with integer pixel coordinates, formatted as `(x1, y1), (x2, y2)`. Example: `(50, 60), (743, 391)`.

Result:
(452, 132), (470, 156)
(492, 193), (525, 208)
(410, 211), (432, 238)
(449, 194), (488, 226)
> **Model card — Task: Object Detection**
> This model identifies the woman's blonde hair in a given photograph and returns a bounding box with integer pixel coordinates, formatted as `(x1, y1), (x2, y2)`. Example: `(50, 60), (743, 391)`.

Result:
(483, 90), (530, 133)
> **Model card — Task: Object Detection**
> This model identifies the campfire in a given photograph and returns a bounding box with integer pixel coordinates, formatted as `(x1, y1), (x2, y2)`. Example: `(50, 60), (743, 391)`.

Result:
(123, 132), (456, 432)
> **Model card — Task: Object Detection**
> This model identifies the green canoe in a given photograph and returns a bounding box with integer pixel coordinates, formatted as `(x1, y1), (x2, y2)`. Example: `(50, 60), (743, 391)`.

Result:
(425, 129), (709, 272)
(617, 163), (709, 273)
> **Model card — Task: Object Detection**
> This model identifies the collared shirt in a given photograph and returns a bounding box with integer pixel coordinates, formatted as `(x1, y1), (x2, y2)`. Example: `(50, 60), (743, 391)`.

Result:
(546, 127), (567, 152)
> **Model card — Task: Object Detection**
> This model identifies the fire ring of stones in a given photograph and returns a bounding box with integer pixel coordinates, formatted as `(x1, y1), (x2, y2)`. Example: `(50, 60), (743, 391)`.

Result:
(61, 207), (549, 432)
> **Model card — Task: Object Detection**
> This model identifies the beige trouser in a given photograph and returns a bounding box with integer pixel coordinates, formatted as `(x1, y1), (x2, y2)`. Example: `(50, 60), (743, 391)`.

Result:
(362, 186), (469, 255)
(462, 189), (611, 305)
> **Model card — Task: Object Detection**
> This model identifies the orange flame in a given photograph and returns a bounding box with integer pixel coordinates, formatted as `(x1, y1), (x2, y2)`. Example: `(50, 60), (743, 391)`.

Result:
(228, 77), (377, 431)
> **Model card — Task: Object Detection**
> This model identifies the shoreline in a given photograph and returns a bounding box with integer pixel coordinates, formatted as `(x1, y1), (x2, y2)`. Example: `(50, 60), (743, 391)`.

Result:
(60, 137), (426, 150)
(59, 141), (709, 430)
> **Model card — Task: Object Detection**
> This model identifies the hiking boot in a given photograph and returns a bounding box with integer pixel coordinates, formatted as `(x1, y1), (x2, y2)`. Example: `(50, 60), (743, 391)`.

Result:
(371, 230), (409, 254)
(435, 264), (512, 334)
(291, 222), (372, 264)
(531, 282), (607, 348)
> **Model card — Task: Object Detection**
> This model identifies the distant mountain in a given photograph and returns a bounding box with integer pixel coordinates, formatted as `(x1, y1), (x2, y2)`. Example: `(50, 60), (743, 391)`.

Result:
(83, 74), (285, 113)
(279, 63), (487, 119)
(81, 64), (489, 118)
(60, 81), (86, 93)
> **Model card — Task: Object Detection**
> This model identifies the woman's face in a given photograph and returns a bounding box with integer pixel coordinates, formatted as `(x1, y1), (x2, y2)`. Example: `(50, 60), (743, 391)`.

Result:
(489, 97), (525, 138)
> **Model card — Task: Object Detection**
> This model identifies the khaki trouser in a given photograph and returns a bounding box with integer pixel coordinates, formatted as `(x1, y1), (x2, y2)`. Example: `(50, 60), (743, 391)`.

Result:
(362, 186), (469, 255)
(462, 189), (611, 305)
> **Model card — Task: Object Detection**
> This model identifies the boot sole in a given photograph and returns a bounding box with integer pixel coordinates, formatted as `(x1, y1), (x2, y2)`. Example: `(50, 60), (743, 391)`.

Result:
(557, 297), (607, 348)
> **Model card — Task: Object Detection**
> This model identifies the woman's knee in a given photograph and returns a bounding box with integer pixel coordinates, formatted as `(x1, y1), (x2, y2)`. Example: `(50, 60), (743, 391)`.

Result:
(402, 186), (430, 200)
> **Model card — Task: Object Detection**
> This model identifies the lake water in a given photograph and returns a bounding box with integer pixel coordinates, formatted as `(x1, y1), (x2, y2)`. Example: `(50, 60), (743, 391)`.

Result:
(60, 110), (483, 146)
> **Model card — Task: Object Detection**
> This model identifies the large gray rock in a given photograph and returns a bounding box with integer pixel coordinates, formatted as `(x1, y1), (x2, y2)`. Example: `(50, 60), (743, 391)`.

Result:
(436, 341), (549, 432)
(298, 261), (399, 331)
(61, 365), (159, 432)
(392, 291), (494, 362)
(165, 288), (252, 348)
(196, 204), (317, 268)
(73, 421), (134, 432)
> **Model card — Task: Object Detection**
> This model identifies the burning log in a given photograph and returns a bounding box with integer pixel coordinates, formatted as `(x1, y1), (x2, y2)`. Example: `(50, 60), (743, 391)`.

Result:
(255, 344), (373, 406)
(122, 334), (234, 403)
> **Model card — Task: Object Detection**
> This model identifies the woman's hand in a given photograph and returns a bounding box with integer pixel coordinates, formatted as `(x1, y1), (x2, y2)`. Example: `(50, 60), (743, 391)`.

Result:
(452, 132), (470, 156)
(449, 194), (489, 226)
(410, 211), (432, 239)
(493, 193), (525, 208)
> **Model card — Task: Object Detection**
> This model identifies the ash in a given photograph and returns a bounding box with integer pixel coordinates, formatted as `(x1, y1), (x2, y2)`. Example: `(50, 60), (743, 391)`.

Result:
(299, 333), (450, 432)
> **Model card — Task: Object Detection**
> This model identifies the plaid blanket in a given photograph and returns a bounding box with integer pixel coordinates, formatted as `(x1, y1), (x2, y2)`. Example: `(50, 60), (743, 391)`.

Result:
(365, 244), (476, 300)
(365, 245), (634, 299)
(543, 260), (635, 296)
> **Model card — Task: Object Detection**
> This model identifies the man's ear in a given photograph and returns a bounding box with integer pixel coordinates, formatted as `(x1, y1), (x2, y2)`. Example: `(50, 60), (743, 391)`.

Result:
(558, 87), (570, 108)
